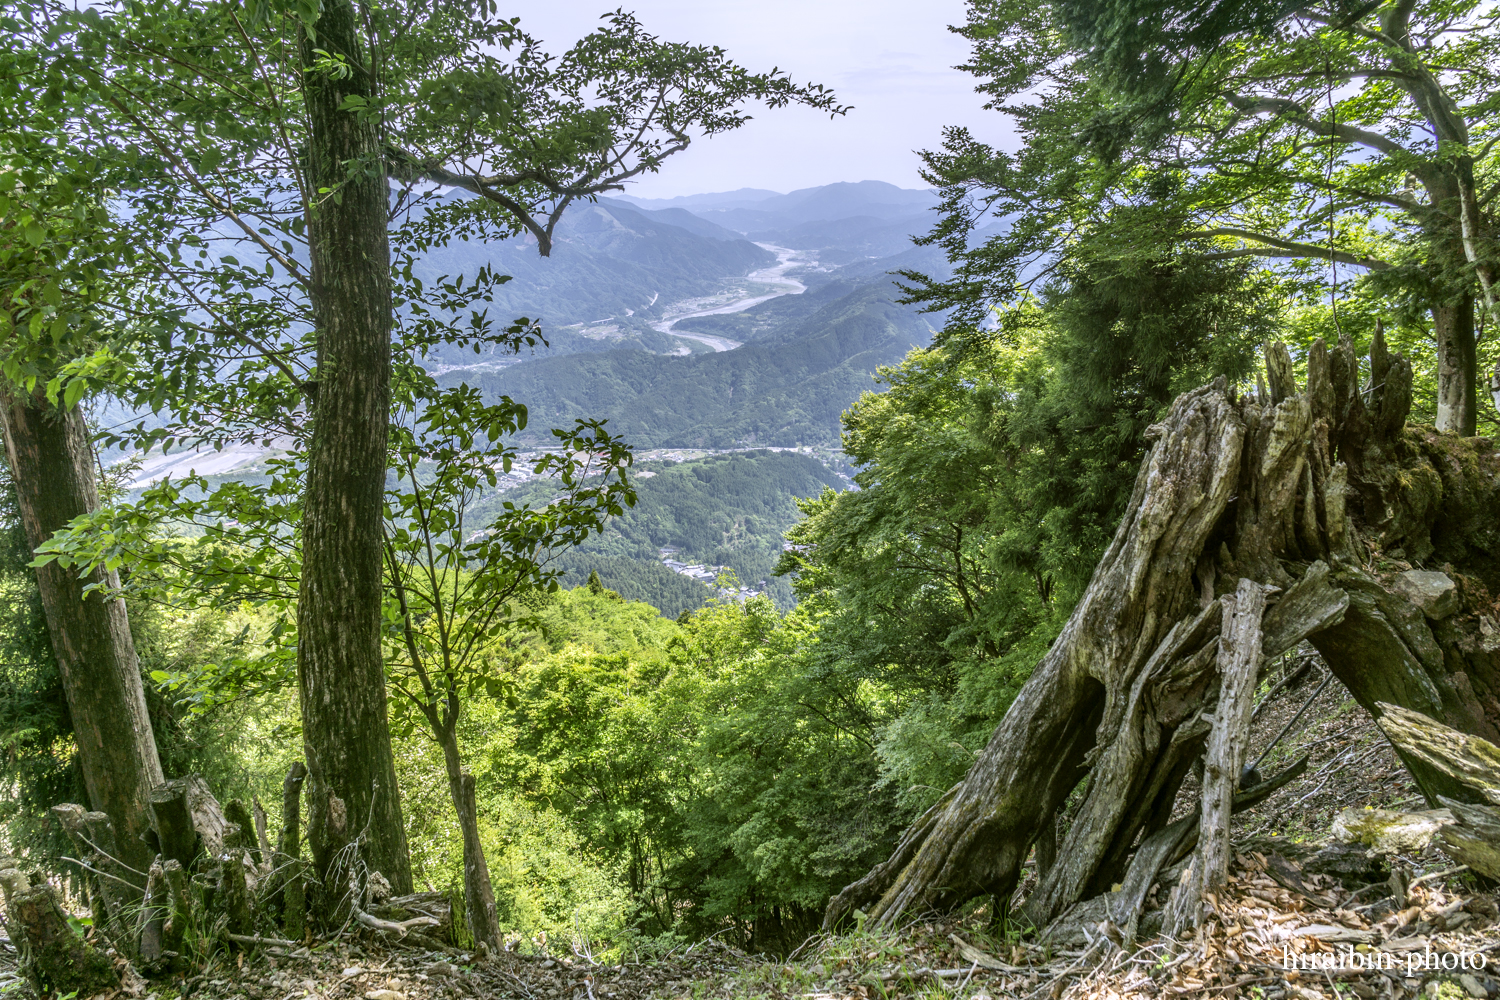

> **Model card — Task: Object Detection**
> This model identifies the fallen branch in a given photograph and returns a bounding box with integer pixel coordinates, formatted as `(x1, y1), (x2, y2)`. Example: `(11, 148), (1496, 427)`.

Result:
(949, 933), (1027, 972)
(227, 933), (299, 949)
(354, 908), (441, 936)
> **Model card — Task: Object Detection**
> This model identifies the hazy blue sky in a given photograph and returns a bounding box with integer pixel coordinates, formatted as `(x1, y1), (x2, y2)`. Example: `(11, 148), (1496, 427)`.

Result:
(516, 0), (1003, 197)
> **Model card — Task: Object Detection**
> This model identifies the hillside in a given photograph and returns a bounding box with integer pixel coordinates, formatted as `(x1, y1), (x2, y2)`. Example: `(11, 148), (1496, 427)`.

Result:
(615, 180), (939, 230)
(456, 283), (933, 449)
(415, 197), (776, 355)
(470, 450), (844, 611)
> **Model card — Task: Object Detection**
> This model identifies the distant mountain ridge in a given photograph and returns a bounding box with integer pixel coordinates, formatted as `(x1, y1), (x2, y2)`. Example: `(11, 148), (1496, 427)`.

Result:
(613, 180), (937, 227)
(414, 198), (777, 371)
(427, 180), (950, 450)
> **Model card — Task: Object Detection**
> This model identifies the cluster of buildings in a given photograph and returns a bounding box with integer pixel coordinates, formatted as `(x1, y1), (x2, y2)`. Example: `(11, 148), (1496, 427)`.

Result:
(658, 547), (765, 601)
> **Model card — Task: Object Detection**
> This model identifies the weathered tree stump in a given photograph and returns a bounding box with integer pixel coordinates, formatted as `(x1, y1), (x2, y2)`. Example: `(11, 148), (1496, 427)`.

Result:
(161, 859), (193, 957)
(827, 334), (1500, 932)
(278, 761), (307, 860)
(0, 863), (119, 996)
(220, 847), (256, 936)
(1163, 578), (1266, 936)
(1044, 755), (1307, 946)
(150, 774), (233, 868)
(50, 803), (138, 950)
(139, 856), (167, 963)
(224, 799), (257, 856)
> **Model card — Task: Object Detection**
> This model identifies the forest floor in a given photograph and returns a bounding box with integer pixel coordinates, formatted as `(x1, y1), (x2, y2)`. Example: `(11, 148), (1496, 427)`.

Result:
(13, 656), (1496, 1000)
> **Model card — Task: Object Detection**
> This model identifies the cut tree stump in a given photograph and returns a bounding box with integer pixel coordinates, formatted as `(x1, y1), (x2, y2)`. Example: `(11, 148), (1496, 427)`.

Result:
(0, 863), (120, 996)
(139, 856), (166, 962)
(827, 334), (1500, 932)
(151, 774), (233, 867)
(50, 802), (137, 950)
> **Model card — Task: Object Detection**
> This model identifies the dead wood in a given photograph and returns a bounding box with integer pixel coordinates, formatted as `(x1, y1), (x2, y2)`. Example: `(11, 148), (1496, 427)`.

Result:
(253, 798), (271, 861)
(151, 774), (233, 867)
(224, 798), (256, 855)
(221, 846), (255, 936)
(1370, 702), (1500, 878)
(278, 761), (308, 860)
(140, 856), (166, 962)
(0, 865), (120, 995)
(355, 908), (442, 936)
(1164, 578), (1267, 936)
(50, 802), (137, 947)
(1435, 796), (1500, 879)
(828, 334), (1500, 933)
(161, 858), (192, 956)
(1375, 701), (1500, 805)
(1052, 754), (1307, 945)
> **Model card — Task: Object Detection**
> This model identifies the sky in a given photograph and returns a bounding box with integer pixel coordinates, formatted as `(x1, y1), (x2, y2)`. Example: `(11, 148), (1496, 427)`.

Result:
(515, 0), (1006, 198)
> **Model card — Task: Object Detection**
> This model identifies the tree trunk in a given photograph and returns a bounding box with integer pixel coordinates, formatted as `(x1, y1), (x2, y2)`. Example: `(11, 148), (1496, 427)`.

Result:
(1433, 296), (1477, 436)
(827, 334), (1500, 934)
(297, 0), (411, 896)
(439, 727), (501, 952)
(0, 386), (163, 877)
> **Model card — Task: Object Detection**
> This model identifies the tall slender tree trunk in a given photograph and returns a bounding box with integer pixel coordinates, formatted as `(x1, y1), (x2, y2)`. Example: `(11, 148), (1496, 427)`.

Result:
(1433, 295), (1477, 436)
(438, 727), (501, 952)
(0, 387), (163, 877)
(297, 0), (412, 895)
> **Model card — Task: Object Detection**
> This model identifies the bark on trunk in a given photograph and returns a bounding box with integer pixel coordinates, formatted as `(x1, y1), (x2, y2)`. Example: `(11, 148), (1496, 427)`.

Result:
(439, 730), (500, 952)
(827, 333), (1500, 933)
(1433, 297), (1478, 437)
(0, 386), (164, 878)
(297, 0), (411, 896)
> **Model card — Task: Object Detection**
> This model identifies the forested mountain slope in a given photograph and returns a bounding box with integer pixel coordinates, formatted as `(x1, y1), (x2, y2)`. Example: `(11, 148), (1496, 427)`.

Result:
(416, 197), (774, 335)
(470, 450), (844, 612)
(616, 180), (938, 230)
(457, 283), (932, 448)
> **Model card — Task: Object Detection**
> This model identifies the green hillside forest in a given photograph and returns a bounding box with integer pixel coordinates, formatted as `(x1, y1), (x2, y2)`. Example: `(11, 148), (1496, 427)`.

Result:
(474, 450), (846, 613)
(463, 284), (934, 448)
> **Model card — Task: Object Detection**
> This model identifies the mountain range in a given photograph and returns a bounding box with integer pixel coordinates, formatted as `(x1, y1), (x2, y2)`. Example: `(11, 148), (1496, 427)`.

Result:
(429, 179), (948, 449)
(120, 179), (951, 614)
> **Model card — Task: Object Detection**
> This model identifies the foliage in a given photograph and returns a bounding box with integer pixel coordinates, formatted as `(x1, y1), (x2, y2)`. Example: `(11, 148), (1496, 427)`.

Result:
(472, 587), (913, 950)
(905, 0), (1500, 430)
(383, 382), (635, 744)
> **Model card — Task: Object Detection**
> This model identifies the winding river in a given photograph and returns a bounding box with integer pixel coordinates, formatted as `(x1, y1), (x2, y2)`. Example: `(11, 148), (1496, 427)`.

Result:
(651, 244), (807, 352)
